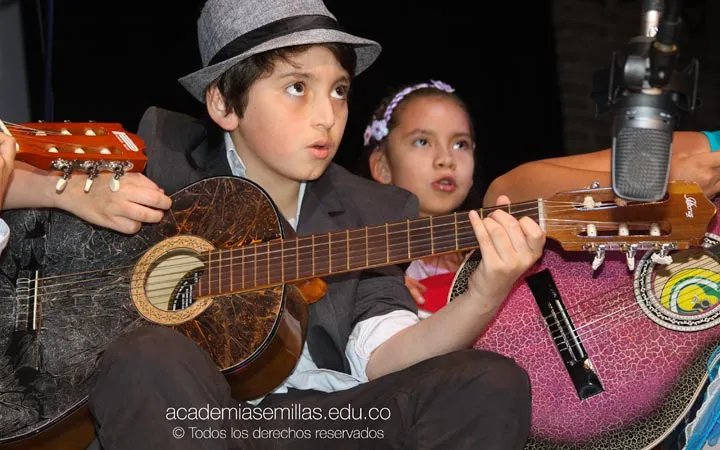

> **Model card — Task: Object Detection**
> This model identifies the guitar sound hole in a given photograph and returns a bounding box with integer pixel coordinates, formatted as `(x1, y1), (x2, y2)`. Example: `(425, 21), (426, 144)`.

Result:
(635, 248), (720, 332)
(144, 250), (205, 312)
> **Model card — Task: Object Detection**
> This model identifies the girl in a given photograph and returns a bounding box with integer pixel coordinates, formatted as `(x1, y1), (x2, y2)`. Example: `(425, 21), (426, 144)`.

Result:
(363, 80), (477, 316)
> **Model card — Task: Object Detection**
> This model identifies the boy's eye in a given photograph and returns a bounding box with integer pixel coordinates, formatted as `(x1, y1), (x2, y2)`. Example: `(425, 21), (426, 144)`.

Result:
(286, 82), (305, 96)
(331, 85), (349, 99)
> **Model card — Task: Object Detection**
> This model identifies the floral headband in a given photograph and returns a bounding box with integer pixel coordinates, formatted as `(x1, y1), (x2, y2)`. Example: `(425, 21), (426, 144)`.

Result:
(363, 80), (455, 147)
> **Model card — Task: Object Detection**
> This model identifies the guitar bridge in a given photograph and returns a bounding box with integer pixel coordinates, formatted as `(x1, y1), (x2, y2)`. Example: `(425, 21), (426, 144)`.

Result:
(526, 269), (604, 400)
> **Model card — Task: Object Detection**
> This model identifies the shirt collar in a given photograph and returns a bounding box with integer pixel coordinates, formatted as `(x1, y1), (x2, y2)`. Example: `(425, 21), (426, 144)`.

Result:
(224, 132), (306, 230)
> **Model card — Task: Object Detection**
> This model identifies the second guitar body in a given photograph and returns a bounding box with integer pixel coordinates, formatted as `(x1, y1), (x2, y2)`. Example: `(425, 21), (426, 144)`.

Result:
(451, 200), (720, 450)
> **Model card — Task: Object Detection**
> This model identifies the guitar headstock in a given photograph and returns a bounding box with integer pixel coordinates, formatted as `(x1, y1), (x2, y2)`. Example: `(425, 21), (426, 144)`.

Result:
(543, 181), (716, 269)
(2, 120), (147, 192)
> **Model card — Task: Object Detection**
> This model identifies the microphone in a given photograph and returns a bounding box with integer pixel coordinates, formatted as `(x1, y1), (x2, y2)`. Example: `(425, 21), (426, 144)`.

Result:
(591, 0), (699, 202)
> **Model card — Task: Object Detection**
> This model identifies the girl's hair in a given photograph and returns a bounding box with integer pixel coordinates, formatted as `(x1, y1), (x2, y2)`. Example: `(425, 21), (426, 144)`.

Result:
(362, 80), (476, 154)
(361, 80), (484, 210)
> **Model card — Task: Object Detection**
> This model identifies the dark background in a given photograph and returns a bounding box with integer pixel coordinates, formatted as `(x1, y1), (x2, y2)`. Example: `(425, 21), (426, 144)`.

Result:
(17, 0), (720, 206)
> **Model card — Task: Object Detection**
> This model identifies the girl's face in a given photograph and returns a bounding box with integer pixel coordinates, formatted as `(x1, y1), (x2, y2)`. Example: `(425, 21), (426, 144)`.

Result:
(372, 95), (475, 217)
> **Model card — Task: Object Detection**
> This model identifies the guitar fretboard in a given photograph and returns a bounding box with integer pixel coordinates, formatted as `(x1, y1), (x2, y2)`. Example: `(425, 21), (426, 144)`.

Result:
(196, 202), (542, 297)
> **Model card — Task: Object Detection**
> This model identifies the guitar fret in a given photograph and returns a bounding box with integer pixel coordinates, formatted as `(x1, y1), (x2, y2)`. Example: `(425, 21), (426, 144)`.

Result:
(229, 248), (233, 292)
(295, 238), (299, 280)
(365, 227), (369, 267)
(385, 223), (389, 263)
(346, 229), (350, 271)
(367, 226), (387, 266)
(267, 240), (282, 285)
(429, 216), (434, 254)
(254, 244), (257, 287)
(328, 232), (332, 274)
(312, 234), (315, 276)
(406, 219), (410, 259)
(454, 212), (458, 251)
(241, 246), (246, 290)
(281, 240), (285, 283)
(218, 250), (222, 295)
(266, 243), (270, 285)
(208, 249), (213, 296)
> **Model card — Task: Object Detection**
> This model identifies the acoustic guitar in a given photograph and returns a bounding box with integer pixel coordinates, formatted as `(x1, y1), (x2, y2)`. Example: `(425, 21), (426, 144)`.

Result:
(0, 122), (715, 449)
(450, 197), (720, 450)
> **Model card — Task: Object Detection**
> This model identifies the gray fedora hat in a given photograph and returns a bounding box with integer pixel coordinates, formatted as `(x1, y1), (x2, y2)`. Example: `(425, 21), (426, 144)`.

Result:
(179, 0), (382, 103)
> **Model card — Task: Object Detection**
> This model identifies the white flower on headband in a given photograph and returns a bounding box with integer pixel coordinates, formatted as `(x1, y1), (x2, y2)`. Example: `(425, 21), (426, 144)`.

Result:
(430, 80), (454, 92)
(364, 119), (389, 146)
(364, 80), (455, 147)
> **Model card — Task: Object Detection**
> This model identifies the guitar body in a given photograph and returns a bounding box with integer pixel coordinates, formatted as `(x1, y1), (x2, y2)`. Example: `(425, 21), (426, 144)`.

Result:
(0, 176), (310, 448)
(451, 224), (720, 449)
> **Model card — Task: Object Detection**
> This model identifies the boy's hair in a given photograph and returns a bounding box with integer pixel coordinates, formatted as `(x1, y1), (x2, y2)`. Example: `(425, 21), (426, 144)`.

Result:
(213, 42), (357, 118)
(362, 82), (476, 154)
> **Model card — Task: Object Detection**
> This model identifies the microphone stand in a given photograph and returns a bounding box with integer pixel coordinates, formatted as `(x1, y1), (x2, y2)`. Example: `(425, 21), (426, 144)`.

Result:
(591, 0), (698, 121)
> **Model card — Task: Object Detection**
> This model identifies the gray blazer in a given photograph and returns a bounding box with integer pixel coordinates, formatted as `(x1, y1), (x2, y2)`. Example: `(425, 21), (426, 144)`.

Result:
(137, 107), (420, 372)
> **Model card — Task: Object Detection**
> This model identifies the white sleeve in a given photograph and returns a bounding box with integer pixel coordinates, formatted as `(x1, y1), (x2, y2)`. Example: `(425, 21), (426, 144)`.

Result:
(345, 309), (419, 381)
(0, 219), (10, 256)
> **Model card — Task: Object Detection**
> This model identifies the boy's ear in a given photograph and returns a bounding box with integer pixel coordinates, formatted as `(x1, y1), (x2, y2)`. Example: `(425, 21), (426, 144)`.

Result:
(369, 150), (392, 184)
(206, 85), (239, 131)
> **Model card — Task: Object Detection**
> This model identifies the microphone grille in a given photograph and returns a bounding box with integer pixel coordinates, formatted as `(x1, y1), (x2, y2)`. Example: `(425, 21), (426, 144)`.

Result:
(613, 127), (672, 201)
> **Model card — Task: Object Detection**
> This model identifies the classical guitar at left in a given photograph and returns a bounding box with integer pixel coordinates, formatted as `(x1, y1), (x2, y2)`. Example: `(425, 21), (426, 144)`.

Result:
(0, 128), (713, 449)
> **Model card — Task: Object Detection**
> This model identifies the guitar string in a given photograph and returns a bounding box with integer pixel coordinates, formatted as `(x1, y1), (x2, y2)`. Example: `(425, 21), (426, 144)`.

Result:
(535, 253), (720, 340)
(3, 122), (124, 152)
(5, 212), (688, 303)
(14, 231), (719, 326)
(9, 200), (687, 289)
(542, 259), (720, 351)
(8, 219), (703, 310)
(0, 203), (576, 288)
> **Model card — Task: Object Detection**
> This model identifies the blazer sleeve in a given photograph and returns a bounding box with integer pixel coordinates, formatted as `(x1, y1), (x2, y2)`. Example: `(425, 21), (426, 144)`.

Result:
(351, 194), (420, 325)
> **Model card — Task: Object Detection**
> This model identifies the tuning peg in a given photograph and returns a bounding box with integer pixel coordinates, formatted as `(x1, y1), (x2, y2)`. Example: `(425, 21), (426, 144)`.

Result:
(623, 244), (637, 271)
(51, 159), (72, 193)
(83, 163), (100, 193)
(55, 172), (71, 193)
(108, 162), (127, 192)
(651, 243), (676, 265)
(591, 245), (606, 271)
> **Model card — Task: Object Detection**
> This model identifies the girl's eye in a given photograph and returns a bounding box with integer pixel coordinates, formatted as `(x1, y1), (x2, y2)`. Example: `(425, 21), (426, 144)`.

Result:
(331, 85), (349, 99)
(286, 82), (305, 96)
(413, 138), (429, 147)
(454, 140), (472, 150)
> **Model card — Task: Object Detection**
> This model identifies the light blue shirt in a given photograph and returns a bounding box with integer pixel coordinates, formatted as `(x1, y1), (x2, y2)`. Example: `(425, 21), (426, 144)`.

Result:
(223, 132), (419, 402)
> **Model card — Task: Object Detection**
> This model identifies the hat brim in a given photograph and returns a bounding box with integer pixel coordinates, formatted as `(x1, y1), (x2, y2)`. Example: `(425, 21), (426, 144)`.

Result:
(178, 29), (381, 103)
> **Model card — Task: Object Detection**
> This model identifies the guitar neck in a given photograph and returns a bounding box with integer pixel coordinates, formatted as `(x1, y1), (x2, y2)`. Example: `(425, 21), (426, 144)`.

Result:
(195, 200), (543, 297)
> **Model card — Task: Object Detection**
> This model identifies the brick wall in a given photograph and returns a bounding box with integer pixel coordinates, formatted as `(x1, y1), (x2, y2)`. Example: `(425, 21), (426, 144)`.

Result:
(552, 0), (720, 155)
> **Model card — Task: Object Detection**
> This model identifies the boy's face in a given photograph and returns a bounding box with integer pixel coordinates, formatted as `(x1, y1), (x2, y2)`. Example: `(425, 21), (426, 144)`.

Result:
(230, 46), (350, 184)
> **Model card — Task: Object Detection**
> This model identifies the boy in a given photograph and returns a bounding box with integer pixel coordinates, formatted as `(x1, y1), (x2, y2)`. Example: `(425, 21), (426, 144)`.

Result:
(87, 0), (545, 449)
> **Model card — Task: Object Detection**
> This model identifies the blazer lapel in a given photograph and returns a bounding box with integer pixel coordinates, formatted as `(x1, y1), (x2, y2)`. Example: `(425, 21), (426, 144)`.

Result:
(188, 130), (233, 178)
(297, 166), (349, 371)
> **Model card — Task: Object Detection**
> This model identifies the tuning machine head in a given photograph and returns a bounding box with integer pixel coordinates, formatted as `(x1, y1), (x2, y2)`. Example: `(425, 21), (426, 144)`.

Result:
(51, 159), (73, 192)
(106, 161), (132, 192)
